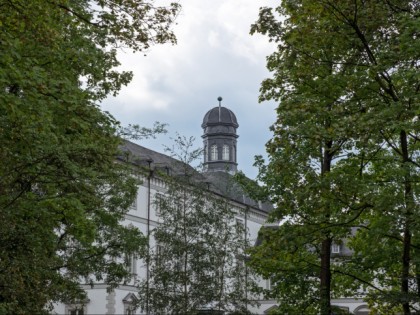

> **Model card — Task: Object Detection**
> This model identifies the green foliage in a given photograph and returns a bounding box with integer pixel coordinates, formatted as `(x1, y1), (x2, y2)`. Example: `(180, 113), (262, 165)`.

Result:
(137, 136), (258, 314)
(250, 0), (419, 313)
(0, 0), (179, 313)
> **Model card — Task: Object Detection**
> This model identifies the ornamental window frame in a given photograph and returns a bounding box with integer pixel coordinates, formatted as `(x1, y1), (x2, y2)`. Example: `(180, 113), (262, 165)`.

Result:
(222, 145), (229, 161)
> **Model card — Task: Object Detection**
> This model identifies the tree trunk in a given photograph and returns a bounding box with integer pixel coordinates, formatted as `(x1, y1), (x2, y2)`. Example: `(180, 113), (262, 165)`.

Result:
(320, 237), (332, 315)
(402, 224), (411, 315)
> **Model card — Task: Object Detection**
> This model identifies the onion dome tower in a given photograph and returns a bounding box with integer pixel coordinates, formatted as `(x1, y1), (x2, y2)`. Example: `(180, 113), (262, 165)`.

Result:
(202, 97), (239, 174)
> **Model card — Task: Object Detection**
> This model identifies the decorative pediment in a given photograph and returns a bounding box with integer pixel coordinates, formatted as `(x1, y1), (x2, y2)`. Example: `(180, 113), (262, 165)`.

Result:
(122, 292), (138, 304)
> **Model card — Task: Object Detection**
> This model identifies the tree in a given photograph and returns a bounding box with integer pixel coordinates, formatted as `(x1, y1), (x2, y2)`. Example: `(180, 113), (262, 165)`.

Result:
(0, 0), (179, 313)
(137, 135), (257, 314)
(249, 0), (419, 314)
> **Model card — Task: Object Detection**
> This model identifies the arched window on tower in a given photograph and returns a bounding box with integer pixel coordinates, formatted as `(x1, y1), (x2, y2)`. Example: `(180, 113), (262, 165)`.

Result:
(222, 145), (229, 161)
(211, 145), (218, 161)
(204, 145), (208, 162)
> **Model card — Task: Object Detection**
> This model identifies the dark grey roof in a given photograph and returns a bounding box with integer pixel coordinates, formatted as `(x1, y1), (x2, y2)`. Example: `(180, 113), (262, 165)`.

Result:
(202, 171), (272, 213)
(202, 106), (239, 128)
(119, 140), (196, 176)
(119, 140), (272, 213)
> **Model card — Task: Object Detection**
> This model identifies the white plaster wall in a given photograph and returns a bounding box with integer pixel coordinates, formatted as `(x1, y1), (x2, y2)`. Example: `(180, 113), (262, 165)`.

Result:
(52, 179), (276, 314)
(51, 302), (65, 314)
(246, 217), (264, 245)
(85, 288), (108, 314)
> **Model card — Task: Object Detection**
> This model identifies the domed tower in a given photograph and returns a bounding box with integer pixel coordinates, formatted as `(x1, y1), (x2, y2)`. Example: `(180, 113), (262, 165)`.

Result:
(202, 97), (238, 174)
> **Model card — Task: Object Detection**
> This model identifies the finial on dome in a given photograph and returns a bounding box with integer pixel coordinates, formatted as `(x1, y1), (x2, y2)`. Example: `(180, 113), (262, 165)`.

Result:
(218, 96), (222, 121)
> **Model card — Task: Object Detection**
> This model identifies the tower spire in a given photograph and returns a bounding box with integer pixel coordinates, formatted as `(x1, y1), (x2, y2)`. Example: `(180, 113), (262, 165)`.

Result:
(202, 98), (238, 174)
(218, 96), (222, 122)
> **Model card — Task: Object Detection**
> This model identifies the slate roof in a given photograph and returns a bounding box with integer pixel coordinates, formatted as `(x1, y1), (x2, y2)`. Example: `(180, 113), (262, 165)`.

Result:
(119, 140), (272, 214)
(119, 140), (195, 176)
(202, 171), (272, 213)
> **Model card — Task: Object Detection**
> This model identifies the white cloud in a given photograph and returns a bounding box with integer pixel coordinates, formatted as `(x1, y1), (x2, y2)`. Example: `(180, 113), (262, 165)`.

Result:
(208, 30), (221, 48)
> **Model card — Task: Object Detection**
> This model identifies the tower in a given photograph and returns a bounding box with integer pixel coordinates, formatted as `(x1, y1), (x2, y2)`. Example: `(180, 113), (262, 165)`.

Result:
(202, 97), (239, 173)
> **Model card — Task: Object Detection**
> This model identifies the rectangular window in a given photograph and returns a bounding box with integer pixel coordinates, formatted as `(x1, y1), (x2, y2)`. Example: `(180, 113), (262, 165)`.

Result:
(155, 244), (163, 265)
(69, 308), (84, 315)
(267, 278), (275, 290)
(125, 254), (136, 274)
(332, 244), (340, 254)
(235, 218), (245, 232)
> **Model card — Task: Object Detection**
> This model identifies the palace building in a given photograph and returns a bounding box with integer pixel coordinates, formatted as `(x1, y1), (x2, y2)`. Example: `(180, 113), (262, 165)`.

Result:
(52, 99), (369, 315)
(52, 99), (273, 315)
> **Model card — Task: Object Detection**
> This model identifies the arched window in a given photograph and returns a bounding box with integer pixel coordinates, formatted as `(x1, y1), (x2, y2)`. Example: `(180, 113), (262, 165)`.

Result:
(222, 145), (229, 160)
(211, 145), (218, 161)
(204, 145), (207, 162)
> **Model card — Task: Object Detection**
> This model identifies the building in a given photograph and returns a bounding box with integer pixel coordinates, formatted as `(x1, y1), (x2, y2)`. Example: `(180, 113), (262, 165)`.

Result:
(52, 99), (370, 314)
(52, 100), (274, 315)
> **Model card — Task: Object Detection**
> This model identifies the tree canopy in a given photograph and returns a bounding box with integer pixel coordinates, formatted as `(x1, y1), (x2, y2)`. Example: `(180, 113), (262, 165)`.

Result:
(249, 0), (419, 314)
(138, 136), (257, 314)
(0, 0), (179, 313)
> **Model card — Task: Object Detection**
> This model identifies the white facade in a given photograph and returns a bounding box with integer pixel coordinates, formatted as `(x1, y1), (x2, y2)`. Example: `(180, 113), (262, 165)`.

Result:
(52, 164), (276, 314)
(51, 153), (370, 314)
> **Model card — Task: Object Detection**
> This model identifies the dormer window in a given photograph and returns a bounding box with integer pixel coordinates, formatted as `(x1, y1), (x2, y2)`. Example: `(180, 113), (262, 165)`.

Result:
(211, 145), (218, 161)
(222, 145), (229, 160)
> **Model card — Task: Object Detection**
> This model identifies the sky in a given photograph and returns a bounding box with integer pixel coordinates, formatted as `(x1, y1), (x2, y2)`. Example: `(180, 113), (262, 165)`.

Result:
(101, 0), (278, 179)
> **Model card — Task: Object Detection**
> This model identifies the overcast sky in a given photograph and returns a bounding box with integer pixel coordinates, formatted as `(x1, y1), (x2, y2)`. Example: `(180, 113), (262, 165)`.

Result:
(102, 0), (278, 179)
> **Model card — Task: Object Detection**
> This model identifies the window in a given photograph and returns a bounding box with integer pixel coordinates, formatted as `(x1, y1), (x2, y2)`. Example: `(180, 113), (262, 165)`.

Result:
(129, 197), (137, 210)
(156, 244), (163, 256)
(235, 218), (245, 239)
(125, 254), (136, 275)
(67, 305), (86, 315)
(222, 145), (229, 160)
(123, 293), (138, 315)
(65, 299), (89, 314)
(204, 145), (208, 162)
(269, 278), (274, 290)
(332, 244), (340, 254)
(266, 278), (275, 290)
(210, 145), (218, 161)
(236, 218), (244, 230)
(156, 244), (163, 264)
